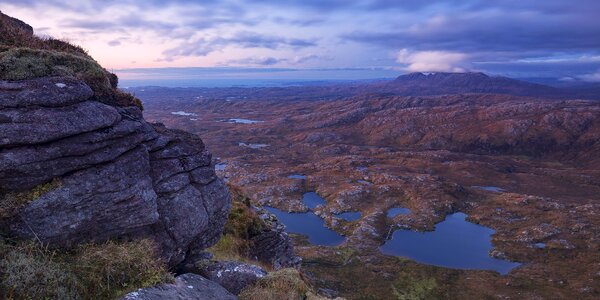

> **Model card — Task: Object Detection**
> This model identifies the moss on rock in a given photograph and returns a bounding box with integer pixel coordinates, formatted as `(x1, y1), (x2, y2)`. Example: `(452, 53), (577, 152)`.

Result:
(0, 178), (62, 219)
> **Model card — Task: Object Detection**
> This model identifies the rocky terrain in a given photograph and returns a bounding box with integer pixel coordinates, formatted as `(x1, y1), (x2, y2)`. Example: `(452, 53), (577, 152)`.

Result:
(138, 83), (600, 299)
(0, 12), (317, 300)
(0, 75), (232, 267)
(2, 9), (600, 300)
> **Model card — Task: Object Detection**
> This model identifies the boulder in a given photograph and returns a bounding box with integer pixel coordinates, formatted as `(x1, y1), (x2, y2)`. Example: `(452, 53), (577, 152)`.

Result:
(197, 261), (267, 295)
(0, 76), (231, 267)
(121, 273), (238, 300)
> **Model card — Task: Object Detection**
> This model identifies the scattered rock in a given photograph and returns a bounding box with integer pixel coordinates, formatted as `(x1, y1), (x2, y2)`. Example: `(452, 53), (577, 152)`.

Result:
(121, 273), (237, 300)
(197, 261), (267, 295)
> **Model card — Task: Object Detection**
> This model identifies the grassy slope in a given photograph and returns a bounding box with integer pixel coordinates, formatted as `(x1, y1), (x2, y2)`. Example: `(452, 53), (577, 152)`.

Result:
(0, 12), (142, 109)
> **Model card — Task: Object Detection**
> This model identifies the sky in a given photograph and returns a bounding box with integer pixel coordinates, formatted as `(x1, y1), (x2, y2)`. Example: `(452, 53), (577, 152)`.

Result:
(2, 0), (600, 81)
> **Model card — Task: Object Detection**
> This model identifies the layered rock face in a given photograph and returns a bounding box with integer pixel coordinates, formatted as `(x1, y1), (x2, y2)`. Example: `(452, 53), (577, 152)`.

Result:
(249, 208), (301, 269)
(0, 76), (230, 267)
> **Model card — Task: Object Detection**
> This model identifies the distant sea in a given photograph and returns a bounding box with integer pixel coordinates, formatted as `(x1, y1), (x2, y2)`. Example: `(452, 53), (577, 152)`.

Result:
(114, 67), (399, 88)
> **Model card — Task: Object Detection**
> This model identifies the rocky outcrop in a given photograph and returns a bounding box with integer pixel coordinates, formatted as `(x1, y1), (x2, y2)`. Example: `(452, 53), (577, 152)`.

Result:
(0, 76), (231, 267)
(197, 261), (267, 295)
(0, 11), (33, 35)
(121, 273), (238, 300)
(250, 208), (302, 269)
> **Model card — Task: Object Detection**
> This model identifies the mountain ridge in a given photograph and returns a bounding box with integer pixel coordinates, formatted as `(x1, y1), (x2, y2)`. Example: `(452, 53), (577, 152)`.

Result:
(376, 71), (567, 98)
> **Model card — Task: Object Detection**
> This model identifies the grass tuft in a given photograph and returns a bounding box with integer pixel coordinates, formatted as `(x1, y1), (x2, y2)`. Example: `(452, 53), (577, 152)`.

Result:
(391, 274), (440, 300)
(207, 200), (263, 261)
(0, 238), (172, 300)
(239, 268), (308, 300)
(71, 239), (173, 299)
(0, 241), (80, 300)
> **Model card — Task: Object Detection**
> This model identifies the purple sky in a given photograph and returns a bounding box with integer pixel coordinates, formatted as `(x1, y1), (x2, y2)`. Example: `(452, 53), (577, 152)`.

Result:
(2, 0), (600, 80)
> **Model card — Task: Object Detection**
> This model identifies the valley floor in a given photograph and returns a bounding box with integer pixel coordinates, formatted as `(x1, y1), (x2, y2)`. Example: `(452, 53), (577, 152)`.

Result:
(139, 87), (600, 299)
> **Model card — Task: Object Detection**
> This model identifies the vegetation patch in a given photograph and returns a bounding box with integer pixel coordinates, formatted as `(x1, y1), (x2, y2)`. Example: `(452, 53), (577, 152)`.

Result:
(0, 241), (80, 300)
(239, 268), (309, 300)
(0, 238), (172, 300)
(0, 13), (143, 109)
(224, 200), (264, 239)
(0, 14), (87, 57)
(207, 200), (267, 267)
(0, 178), (62, 219)
(391, 274), (440, 300)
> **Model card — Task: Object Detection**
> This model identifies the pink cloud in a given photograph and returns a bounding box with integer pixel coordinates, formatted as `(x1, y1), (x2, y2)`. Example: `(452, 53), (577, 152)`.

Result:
(396, 48), (470, 72)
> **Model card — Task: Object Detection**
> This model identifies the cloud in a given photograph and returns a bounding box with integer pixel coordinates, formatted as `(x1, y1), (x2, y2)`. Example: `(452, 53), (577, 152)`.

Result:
(161, 41), (215, 60)
(3, 0), (600, 77)
(223, 54), (325, 66)
(343, 12), (600, 54)
(163, 32), (317, 59)
(578, 71), (600, 82)
(272, 16), (325, 27)
(225, 57), (285, 66)
(223, 31), (316, 49)
(396, 49), (469, 72)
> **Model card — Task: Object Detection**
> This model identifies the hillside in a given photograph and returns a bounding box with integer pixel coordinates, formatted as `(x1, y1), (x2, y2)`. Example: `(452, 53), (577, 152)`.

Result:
(376, 72), (567, 98)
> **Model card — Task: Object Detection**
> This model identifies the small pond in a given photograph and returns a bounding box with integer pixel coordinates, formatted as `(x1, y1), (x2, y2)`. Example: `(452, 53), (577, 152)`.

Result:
(380, 212), (520, 275)
(215, 163), (227, 171)
(228, 118), (264, 124)
(264, 192), (343, 246)
(288, 174), (307, 179)
(473, 186), (505, 192)
(335, 212), (362, 221)
(387, 207), (411, 218)
(264, 207), (345, 246)
(171, 111), (198, 116)
(303, 192), (326, 209)
(238, 142), (269, 149)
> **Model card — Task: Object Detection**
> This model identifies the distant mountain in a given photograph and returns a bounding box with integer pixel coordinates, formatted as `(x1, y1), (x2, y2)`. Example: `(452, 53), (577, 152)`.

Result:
(373, 72), (569, 98)
(129, 72), (600, 101)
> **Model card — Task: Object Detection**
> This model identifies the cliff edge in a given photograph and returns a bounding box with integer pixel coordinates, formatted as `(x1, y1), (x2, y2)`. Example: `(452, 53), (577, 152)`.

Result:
(0, 12), (230, 268)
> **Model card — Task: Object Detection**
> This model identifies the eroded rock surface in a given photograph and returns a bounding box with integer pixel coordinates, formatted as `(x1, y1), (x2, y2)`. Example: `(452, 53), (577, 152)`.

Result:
(250, 207), (302, 269)
(0, 76), (231, 267)
(197, 261), (267, 295)
(121, 273), (238, 300)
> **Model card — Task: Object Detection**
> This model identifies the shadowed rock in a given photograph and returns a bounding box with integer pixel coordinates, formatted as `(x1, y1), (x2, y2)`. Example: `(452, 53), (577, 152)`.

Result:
(0, 76), (231, 267)
(250, 208), (302, 269)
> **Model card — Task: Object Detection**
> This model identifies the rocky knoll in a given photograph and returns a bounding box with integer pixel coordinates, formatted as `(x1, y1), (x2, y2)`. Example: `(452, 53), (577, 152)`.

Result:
(0, 75), (230, 267)
(291, 94), (600, 158)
